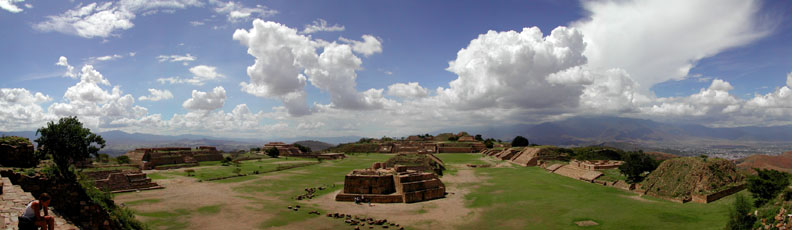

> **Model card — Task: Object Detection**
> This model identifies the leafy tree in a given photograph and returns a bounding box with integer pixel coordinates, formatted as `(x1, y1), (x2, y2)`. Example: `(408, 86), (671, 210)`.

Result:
(511, 136), (529, 147)
(483, 139), (494, 148)
(725, 193), (756, 230)
(293, 143), (312, 153)
(96, 153), (110, 163)
(618, 151), (658, 183)
(381, 136), (393, 141)
(35, 116), (106, 177)
(448, 136), (459, 141)
(265, 147), (280, 158)
(474, 134), (483, 141)
(116, 155), (130, 164)
(747, 168), (791, 207)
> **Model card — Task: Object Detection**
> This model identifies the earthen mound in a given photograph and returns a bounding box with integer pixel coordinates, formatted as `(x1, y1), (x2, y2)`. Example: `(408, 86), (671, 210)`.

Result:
(641, 157), (744, 200)
(737, 151), (792, 174)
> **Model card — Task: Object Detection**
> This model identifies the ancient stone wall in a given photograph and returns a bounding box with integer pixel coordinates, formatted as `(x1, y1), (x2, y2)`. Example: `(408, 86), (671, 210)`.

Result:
(0, 136), (37, 167)
(342, 174), (396, 194)
(691, 184), (746, 203)
(438, 147), (473, 153)
(0, 170), (119, 229)
(84, 169), (162, 193)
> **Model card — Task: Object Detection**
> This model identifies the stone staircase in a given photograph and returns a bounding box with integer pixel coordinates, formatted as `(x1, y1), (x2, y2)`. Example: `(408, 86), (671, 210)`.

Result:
(0, 177), (77, 230)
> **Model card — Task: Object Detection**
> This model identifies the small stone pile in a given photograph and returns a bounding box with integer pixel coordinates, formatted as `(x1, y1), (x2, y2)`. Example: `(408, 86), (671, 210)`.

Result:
(326, 212), (404, 230)
(759, 206), (792, 229)
(295, 186), (326, 200)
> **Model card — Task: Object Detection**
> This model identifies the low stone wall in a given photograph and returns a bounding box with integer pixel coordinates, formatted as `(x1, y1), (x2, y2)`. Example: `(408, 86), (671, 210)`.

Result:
(0, 170), (118, 229)
(692, 184), (746, 203)
(335, 193), (404, 203)
(0, 137), (36, 167)
(403, 187), (445, 203)
(438, 147), (473, 153)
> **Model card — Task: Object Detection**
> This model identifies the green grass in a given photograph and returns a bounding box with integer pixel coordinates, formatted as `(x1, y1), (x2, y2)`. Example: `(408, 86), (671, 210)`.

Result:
(460, 163), (736, 230)
(171, 158), (319, 181)
(124, 199), (162, 206)
(598, 168), (627, 182)
(125, 153), (737, 230)
(146, 173), (170, 180)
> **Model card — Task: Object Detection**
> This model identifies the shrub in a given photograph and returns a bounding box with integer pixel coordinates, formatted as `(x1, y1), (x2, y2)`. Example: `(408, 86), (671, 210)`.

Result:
(293, 143), (311, 153)
(35, 116), (105, 178)
(511, 136), (529, 147)
(747, 168), (791, 207)
(116, 155), (130, 164)
(265, 147), (280, 158)
(618, 151), (658, 183)
(725, 193), (755, 230)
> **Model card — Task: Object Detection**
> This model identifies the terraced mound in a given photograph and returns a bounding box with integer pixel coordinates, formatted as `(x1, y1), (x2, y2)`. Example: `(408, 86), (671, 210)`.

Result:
(644, 151), (679, 162)
(384, 153), (445, 175)
(737, 151), (792, 174)
(640, 157), (744, 201)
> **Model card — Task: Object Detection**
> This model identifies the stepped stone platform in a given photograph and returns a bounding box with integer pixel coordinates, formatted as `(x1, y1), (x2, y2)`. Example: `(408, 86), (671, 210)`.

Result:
(336, 162), (445, 203)
(83, 169), (163, 193)
(552, 165), (603, 182)
(0, 177), (77, 230)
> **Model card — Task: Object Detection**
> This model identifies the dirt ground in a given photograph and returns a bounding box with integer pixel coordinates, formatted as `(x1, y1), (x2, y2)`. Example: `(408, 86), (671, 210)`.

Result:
(115, 174), (286, 229)
(304, 165), (483, 230)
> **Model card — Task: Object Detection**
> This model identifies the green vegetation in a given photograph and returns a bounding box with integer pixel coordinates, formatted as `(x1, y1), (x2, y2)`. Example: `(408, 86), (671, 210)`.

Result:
(293, 143), (311, 153)
(725, 194), (755, 230)
(511, 136), (529, 147)
(36, 116), (106, 177)
(265, 147), (280, 158)
(125, 199), (163, 206)
(747, 168), (791, 207)
(116, 155), (130, 164)
(641, 157), (744, 199)
(619, 151), (659, 183)
(122, 153), (741, 230)
(0, 135), (42, 167)
(598, 168), (627, 182)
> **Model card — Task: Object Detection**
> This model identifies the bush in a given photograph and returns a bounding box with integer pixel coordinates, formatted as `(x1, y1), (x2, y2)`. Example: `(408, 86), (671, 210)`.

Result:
(265, 147), (280, 158)
(293, 143), (311, 153)
(511, 136), (529, 147)
(725, 194), (755, 230)
(116, 155), (130, 164)
(747, 168), (791, 207)
(618, 151), (658, 183)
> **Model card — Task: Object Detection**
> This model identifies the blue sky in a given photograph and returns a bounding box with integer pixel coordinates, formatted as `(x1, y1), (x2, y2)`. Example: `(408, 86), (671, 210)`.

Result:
(1, 0), (791, 139)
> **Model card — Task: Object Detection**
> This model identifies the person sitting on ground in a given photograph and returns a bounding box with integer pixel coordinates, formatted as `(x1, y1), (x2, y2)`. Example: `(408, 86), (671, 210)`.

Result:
(20, 193), (55, 230)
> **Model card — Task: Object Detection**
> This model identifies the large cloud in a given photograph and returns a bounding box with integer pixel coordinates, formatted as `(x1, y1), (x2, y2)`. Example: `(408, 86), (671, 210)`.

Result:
(0, 88), (53, 130)
(34, 0), (202, 38)
(182, 86), (226, 111)
(574, 0), (768, 92)
(438, 26), (587, 111)
(0, 0), (24, 13)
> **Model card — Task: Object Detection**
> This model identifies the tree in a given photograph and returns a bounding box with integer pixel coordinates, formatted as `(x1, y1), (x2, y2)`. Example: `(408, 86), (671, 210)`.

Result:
(265, 147), (280, 158)
(483, 139), (494, 148)
(725, 193), (756, 230)
(35, 117), (105, 177)
(474, 134), (483, 141)
(116, 155), (130, 164)
(293, 143), (311, 153)
(747, 168), (791, 207)
(448, 136), (459, 141)
(96, 153), (110, 163)
(511, 136), (529, 147)
(618, 151), (657, 183)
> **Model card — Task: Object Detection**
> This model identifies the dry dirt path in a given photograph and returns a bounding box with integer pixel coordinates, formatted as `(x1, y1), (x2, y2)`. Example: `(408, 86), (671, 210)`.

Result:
(115, 173), (289, 229)
(303, 164), (483, 230)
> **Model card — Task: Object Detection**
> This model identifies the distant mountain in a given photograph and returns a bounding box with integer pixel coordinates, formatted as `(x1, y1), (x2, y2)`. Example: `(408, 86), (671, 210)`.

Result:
(0, 130), (360, 156)
(293, 140), (335, 152)
(462, 116), (792, 145)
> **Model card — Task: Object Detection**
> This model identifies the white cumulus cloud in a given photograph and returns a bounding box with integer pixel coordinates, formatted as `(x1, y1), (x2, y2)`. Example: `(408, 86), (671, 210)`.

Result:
(339, 35), (382, 57)
(0, 0), (24, 13)
(138, 88), (174, 101)
(211, 0), (276, 22)
(302, 19), (345, 34)
(387, 82), (429, 99)
(157, 65), (224, 85)
(156, 53), (196, 63)
(182, 86), (226, 111)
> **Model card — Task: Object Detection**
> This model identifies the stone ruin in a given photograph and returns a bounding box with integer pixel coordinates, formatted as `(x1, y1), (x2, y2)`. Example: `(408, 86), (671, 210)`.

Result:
(569, 159), (623, 170)
(0, 136), (37, 168)
(124, 146), (223, 170)
(263, 142), (304, 156)
(484, 147), (566, 166)
(375, 141), (486, 154)
(82, 169), (162, 193)
(336, 162), (445, 203)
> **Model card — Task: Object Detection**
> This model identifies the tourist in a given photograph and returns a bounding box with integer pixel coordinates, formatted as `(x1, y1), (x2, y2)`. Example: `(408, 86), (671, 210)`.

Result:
(19, 193), (55, 230)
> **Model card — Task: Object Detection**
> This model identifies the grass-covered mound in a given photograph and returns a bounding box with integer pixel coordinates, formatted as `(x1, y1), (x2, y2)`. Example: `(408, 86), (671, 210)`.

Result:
(641, 157), (744, 200)
(326, 143), (380, 153)
(384, 153), (445, 175)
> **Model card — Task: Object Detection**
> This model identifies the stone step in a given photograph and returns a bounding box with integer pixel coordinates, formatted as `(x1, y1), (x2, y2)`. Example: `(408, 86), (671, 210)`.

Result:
(0, 177), (78, 230)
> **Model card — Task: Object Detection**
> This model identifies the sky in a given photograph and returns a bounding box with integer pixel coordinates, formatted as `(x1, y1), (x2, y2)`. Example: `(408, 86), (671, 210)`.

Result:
(1, 0), (791, 139)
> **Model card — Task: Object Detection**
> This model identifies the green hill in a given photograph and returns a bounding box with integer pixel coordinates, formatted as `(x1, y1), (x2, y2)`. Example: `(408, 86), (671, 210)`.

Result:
(640, 157), (744, 200)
